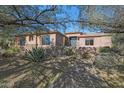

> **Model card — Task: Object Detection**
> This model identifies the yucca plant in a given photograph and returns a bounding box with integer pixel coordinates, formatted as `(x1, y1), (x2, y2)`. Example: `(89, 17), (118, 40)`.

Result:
(25, 48), (44, 63)
(25, 48), (45, 86)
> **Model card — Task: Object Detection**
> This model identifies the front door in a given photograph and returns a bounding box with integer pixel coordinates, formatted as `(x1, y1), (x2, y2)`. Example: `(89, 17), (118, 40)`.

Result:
(70, 37), (77, 47)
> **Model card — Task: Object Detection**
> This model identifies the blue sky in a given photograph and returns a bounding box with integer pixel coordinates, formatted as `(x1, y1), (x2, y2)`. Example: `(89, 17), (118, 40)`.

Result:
(56, 6), (90, 33)
(54, 6), (106, 33)
(59, 6), (117, 33)
(31, 6), (117, 34)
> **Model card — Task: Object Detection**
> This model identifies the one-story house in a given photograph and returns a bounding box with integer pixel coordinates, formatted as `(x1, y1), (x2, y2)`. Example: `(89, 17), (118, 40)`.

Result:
(15, 31), (112, 50)
(65, 32), (112, 48)
(15, 31), (67, 50)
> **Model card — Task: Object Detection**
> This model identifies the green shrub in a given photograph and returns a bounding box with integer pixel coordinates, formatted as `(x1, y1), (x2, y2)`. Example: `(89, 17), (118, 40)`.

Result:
(112, 33), (124, 55)
(110, 47), (120, 54)
(25, 48), (44, 62)
(64, 48), (74, 56)
(99, 46), (111, 53)
(1, 47), (20, 58)
(0, 80), (8, 88)
(0, 39), (10, 49)
(81, 52), (91, 59)
(2, 49), (15, 57)
(10, 47), (20, 53)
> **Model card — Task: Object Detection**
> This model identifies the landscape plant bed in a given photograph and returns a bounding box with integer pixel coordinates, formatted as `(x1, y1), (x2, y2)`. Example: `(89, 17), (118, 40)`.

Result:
(0, 50), (124, 88)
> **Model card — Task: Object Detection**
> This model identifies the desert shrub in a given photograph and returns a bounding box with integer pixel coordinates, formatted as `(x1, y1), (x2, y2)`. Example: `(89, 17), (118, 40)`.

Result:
(44, 48), (53, 57)
(2, 50), (15, 57)
(77, 47), (96, 59)
(95, 54), (114, 68)
(0, 37), (15, 50)
(50, 46), (63, 57)
(10, 47), (20, 53)
(0, 80), (8, 88)
(117, 64), (124, 72)
(43, 46), (76, 57)
(99, 46), (111, 53)
(0, 39), (10, 49)
(43, 46), (74, 57)
(25, 48), (44, 62)
(43, 46), (65, 57)
(2, 49), (15, 58)
(109, 47), (121, 54)
(112, 33), (124, 55)
(81, 51), (91, 59)
(94, 53), (124, 71)
(1, 47), (20, 58)
(64, 47), (74, 56)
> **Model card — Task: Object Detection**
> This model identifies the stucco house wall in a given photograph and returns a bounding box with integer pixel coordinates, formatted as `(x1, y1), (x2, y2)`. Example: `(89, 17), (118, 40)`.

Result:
(65, 32), (112, 48)
(78, 36), (112, 48)
(24, 34), (57, 50)
(15, 31), (112, 50)
(16, 32), (66, 50)
(25, 35), (36, 50)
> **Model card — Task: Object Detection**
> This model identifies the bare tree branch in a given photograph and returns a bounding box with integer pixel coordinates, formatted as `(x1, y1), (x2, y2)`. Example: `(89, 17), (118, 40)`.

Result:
(34, 5), (57, 20)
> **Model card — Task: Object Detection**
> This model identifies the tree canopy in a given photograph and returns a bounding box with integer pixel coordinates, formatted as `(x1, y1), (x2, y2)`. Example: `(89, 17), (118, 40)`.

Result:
(0, 5), (124, 33)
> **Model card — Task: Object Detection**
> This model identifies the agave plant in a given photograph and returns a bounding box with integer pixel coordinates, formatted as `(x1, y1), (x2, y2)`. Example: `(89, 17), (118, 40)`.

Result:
(25, 48), (44, 63)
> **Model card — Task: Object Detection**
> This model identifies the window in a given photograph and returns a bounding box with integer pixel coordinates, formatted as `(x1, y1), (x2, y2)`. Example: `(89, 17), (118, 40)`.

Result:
(19, 37), (25, 46)
(42, 35), (50, 45)
(29, 35), (34, 41)
(85, 38), (94, 45)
